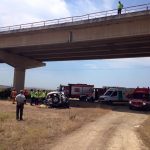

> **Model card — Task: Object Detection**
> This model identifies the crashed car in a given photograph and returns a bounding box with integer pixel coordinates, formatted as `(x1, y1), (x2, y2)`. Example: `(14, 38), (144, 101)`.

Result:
(45, 91), (69, 108)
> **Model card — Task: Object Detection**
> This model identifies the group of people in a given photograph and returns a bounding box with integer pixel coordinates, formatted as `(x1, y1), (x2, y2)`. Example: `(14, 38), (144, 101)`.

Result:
(30, 89), (47, 105)
(11, 89), (47, 105)
(11, 88), (29, 104)
(10, 88), (48, 121)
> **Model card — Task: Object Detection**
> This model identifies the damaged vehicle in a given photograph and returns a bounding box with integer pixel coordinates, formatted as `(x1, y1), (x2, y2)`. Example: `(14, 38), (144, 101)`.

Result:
(44, 91), (69, 108)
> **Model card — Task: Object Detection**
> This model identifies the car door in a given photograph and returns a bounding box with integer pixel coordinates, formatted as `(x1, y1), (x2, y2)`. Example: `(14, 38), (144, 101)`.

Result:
(118, 91), (123, 100)
(110, 91), (118, 101)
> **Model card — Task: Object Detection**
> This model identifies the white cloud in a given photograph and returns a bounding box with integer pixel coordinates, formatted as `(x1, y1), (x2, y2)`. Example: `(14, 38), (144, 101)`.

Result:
(0, 0), (116, 27)
(83, 58), (150, 70)
(0, 0), (70, 26)
(101, 0), (115, 10)
(107, 58), (150, 69)
(0, 64), (13, 86)
(67, 0), (115, 16)
(77, 0), (99, 12)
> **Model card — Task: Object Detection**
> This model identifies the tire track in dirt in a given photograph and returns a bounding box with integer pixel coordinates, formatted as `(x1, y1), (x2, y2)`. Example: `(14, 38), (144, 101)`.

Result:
(45, 110), (149, 150)
(88, 112), (148, 150)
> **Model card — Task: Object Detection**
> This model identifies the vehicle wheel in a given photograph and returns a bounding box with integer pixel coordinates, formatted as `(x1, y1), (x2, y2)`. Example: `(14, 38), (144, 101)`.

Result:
(52, 96), (60, 105)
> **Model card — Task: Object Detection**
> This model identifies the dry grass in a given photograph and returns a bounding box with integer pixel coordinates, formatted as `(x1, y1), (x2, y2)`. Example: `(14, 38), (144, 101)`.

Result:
(138, 114), (150, 149)
(0, 100), (109, 150)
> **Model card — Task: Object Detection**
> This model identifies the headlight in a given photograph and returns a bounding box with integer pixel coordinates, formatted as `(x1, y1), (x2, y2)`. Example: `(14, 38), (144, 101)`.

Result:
(143, 102), (146, 106)
(129, 101), (132, 104)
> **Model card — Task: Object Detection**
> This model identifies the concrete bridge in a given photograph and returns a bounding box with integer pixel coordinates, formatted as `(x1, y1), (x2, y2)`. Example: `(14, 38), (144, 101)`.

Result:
(0, 4), (150, 91)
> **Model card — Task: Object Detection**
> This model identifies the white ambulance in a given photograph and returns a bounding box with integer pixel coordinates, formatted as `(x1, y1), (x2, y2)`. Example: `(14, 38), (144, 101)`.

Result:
(99, 87), (133, 103)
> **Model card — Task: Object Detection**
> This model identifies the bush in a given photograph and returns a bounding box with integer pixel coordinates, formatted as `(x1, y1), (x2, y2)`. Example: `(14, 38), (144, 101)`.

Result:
(0, 88), (11, 99)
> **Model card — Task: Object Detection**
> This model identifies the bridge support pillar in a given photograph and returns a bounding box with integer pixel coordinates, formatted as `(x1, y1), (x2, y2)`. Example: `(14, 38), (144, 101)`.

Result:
(13, 68), (26, 92)
(0, 51), (46, 91)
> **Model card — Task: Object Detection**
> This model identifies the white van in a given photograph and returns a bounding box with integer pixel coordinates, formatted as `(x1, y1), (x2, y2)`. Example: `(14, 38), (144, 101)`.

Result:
(99, 87), (130, 103)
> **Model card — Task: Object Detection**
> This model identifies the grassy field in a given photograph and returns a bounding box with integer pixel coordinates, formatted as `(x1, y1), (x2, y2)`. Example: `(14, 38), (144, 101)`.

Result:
(0, 100), (109, 150)
(138, 114), (150, 148)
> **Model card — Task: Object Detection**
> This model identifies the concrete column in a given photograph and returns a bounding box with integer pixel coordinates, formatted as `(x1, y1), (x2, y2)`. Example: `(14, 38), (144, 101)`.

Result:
(13, 68), (26, 92)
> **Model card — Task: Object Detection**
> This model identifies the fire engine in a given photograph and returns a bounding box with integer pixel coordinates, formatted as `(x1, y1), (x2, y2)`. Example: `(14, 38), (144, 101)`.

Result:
(59, 84), (94, 101)
(129, 87), (150, 110)
(59, 84), (107, 102)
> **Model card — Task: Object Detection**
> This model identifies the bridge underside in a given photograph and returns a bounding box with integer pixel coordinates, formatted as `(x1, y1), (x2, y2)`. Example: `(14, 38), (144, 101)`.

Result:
(0, 34), (150, 62)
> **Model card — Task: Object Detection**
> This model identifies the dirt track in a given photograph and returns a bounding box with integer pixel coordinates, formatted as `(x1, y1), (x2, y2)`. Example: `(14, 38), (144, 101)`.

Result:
(49, 108), (149, 150)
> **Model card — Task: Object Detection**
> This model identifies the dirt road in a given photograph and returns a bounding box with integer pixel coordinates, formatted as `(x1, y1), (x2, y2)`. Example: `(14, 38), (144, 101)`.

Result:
(49, 108), (149, 150)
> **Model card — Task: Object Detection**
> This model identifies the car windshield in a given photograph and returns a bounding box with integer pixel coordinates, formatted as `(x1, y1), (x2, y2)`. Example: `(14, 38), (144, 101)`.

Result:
(133, 93), (150, 101)
(105, 91), (113, 96)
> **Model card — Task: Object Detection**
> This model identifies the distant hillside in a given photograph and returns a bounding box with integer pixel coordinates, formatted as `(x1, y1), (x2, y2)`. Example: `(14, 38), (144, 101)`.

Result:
(0, 85), (12, 89)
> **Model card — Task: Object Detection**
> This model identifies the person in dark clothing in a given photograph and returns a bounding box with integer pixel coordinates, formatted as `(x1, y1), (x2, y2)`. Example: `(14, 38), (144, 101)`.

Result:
(15, 90), (26, 121)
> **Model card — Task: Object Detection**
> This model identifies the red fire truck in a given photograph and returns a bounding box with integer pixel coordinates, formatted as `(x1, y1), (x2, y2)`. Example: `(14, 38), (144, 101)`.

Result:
(59, 84), (94, 101)
(59, 84), (107, 102)
(129, 87), (150, 110)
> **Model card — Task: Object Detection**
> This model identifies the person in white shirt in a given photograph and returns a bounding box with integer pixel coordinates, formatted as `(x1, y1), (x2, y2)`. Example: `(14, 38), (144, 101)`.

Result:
(15, 90), (26, 121)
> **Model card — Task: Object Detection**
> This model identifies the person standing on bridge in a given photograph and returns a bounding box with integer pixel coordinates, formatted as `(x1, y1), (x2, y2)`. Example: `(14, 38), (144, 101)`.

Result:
(118, 1), (123, 15)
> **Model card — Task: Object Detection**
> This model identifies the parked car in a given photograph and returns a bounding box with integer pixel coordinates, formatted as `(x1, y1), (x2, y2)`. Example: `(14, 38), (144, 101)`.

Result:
(45, 91), (69, 108)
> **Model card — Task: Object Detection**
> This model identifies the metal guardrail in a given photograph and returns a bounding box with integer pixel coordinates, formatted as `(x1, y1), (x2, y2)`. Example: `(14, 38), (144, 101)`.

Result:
(0, 3), (149, 32)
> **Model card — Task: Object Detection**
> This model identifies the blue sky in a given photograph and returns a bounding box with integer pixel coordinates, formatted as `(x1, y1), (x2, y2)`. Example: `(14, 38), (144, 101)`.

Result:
(0, 0), (150, 89)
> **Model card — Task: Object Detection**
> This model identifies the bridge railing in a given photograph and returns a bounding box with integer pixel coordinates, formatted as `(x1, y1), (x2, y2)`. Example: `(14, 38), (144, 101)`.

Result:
(0, 3), (149, 33)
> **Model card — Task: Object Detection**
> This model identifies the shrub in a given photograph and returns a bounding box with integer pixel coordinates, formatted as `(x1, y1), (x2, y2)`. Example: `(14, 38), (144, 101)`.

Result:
(0, 88), (11, 99)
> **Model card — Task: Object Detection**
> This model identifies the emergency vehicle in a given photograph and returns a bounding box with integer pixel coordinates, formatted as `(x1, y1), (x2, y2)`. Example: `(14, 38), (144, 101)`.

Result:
(99, 87), (133, 104)
(129, 87), (150, 110)
(59, 84), (94, 101)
